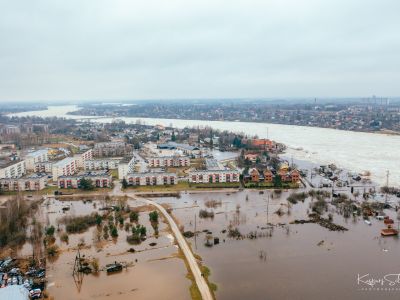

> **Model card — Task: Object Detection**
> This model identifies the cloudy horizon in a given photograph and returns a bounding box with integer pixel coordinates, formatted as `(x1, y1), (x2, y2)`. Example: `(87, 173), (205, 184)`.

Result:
(1, 0), (399, 102)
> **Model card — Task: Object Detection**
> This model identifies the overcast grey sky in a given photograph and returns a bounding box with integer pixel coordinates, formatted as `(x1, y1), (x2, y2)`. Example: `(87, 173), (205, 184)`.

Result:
(0, 0), (399, 101)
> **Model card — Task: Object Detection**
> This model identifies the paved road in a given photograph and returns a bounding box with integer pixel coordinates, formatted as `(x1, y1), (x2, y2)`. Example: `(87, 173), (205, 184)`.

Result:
(112, 183), (213, 300)
(138, 197), (213, 300)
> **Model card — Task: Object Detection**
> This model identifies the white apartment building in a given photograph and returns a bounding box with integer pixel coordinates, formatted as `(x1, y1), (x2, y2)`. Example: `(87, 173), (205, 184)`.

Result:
(25, 149), (48, 170)
(0, 160), (26, 179)
(84, 158), (119, 171)
(189, 169), (240, 183)
(73, 149), (93, 168)
(35, 161), (53, 173)
(126, 172), (177, 186)
(52, 157), (77, 181)
(118, 157), (135, 179)
(0, 174), (47, 191)
(148, 156), (190, 168)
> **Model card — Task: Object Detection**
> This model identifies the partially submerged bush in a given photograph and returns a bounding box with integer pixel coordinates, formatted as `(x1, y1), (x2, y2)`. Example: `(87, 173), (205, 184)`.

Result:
(61, 213), (99, 233)
(199, 209), (214, 219)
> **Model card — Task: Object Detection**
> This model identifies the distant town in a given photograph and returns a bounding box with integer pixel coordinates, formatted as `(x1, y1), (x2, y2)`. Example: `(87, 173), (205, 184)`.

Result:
(67, 98), (400, 134)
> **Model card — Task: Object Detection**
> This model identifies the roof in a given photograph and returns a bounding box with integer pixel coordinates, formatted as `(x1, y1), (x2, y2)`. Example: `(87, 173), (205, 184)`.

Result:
(25, 149), (48, 158)
(127, 172), (176, 178)
(205, 159), (222, 170)
(0, 285), (29, 300)
(53, 157), (76, 167)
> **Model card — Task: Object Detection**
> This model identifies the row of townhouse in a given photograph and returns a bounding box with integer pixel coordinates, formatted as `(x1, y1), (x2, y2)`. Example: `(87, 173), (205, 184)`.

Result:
(126, 172), (177, 186)
(148, 156), (190, 168)
(84, 158), (119, 171)
(0, 174), (47, 191)
(245, 168), (300, 183)
(58, 171), (112, 189)
(25, 149), (48, 170)
(189, 169), (240, 183)
(0, 160), (26, 179)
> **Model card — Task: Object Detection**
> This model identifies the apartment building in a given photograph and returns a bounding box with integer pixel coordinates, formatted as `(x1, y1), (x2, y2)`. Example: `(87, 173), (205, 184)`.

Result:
(25, 149), (48, 170)
(73, 148), (93, 168)
(58, 171), (112, 189)
(189, 169), (240, 183)
(84, 158), (119, 171)
(126, 172), (177, 186)
(148, 156), (190, 168)
(0, 174), (47, 191)
(52, 157), (77, 181)
(34, 161), (53, 173)
(118, 157), (135, 179)
(93, 142), (132, 157)
(0, 160), (26, 179)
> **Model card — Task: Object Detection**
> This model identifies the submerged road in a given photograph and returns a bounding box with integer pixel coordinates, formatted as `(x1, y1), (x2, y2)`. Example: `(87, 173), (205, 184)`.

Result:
(139, 197), (213, 300)
(111, 182), (212, 300)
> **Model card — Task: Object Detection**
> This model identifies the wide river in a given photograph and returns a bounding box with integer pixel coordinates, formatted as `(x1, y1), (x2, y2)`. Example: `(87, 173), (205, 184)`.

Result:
(10, 105), (400, 186)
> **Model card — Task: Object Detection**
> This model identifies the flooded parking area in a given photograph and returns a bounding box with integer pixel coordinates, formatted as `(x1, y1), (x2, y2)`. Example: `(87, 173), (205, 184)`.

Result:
(153, 190), (400, 300)
(37, 197), (191, 300)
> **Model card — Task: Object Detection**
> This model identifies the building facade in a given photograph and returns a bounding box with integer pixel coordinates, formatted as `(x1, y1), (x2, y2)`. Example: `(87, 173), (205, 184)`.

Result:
(148, 156), (190, 168)
(58, 171), (112, 189)
(189, 170), (240, 183)
(73, 149), (93, 168)
(25, 149), (48, 170)
(0, 160), (26, 179)
(84, 158), (119, 171)
(126, 172), (177, 186)
(52, 157), (77, 181)
(93, 142), (132, 157)
(0, 174), (47, 191)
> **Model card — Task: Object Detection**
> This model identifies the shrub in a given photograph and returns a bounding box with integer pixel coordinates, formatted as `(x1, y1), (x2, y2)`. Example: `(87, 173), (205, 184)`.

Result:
(63, 213), (99, 233)
(129, 211), (139, 223)
(149, 211), (159, 223)
(199, 209), (214, 219)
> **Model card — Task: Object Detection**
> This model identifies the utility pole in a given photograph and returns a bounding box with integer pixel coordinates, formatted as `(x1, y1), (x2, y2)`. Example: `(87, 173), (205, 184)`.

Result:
(266, 193), (270, 224)
(194, 213), (197, 250)
(385, 170), (390, 204)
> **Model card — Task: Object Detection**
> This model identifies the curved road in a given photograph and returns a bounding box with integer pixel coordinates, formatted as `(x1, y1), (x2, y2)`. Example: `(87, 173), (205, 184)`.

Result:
(112, 183), (212, 300)
(140, 197), (213, 300)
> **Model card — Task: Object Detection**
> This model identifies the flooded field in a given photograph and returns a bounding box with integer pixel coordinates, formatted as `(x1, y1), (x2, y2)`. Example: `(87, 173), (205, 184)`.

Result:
(152, 190), (400, 300)
(32, 197), (191, 300)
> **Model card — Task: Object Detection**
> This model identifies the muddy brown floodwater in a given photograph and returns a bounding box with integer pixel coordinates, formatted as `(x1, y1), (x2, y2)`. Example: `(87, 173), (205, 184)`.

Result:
(153, 190), (400, 300)
(29, 197), (191, 300)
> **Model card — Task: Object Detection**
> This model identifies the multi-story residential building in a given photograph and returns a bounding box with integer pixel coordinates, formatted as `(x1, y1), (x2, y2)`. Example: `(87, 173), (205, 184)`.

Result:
(126, 172), (177, 186)
(52, 157), (77, 181)
(0, 160), (26, 179)
(25, 149), (48, 170)
(118, 157), (135, 179)
(84, 158), (119, 171)
(189, 169), (240, 183)
(93, 142), (132, 157)
(0, 174), (47, 191)
(58, 171), (112, 189)
(148, 156), (190, 168)
(73, 148), (93, 168)
(34, 161), (53, 173)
